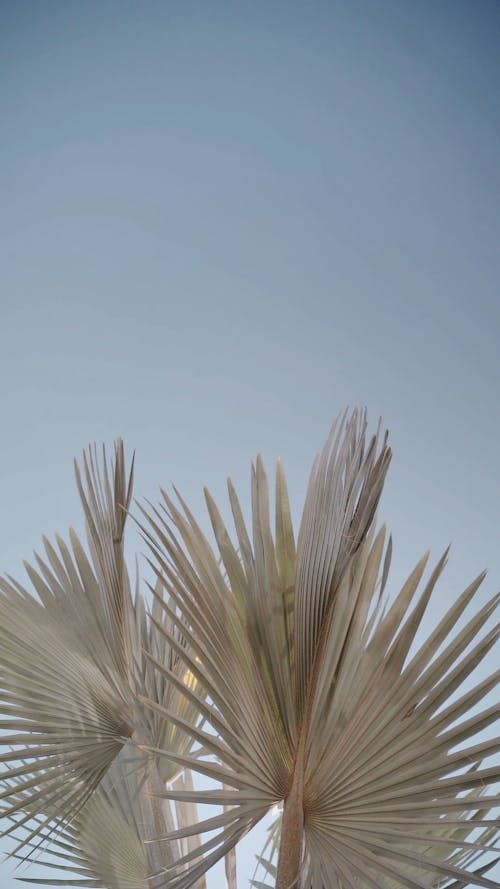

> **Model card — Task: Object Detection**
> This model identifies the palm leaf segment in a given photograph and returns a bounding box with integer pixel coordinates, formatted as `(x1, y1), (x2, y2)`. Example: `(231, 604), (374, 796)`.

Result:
(140, 409), (500, 889)
(0, 443), (206, 888)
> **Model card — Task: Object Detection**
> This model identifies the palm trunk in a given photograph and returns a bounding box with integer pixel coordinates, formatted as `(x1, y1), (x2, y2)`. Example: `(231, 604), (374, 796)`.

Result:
(276, 753), (304, 889)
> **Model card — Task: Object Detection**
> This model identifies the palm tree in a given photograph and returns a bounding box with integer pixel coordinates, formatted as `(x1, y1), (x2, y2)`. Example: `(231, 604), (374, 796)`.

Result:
(0, 409), (499, 888)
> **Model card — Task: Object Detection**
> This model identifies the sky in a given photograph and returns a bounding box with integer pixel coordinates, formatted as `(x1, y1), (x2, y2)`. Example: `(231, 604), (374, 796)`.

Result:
(1, 0), (499, 886)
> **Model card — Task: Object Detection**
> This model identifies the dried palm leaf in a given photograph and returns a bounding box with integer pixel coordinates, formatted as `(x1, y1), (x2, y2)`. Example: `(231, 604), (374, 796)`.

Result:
(0, 442), (136, 850)
(0, 442), (207, 889)
(139, 409), (500, 889)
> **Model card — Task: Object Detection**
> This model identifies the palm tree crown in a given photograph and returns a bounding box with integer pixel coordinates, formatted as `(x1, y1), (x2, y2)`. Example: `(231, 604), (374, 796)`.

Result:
(1, 409), (499, 889)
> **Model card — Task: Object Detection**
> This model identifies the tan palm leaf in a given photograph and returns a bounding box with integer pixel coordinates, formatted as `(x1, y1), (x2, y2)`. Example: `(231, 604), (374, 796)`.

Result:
(6, 748), (206, 889)
(0, 442), (208, 889)
(0, 442), (136, 850)
(139, 409), (500, 889)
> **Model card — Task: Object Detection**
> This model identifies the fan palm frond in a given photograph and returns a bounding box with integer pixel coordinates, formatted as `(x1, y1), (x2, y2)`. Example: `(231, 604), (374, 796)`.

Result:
(0, 441), (136, 849)
(0, 442), (207, 889)
(7, 750), (150, 889)
(6, 746), (211, 889)
(139, 409), (500, 889)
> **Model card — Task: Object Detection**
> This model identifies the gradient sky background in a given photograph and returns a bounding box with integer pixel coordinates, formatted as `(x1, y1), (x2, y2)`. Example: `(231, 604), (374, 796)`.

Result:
(1, 1), (499, 886)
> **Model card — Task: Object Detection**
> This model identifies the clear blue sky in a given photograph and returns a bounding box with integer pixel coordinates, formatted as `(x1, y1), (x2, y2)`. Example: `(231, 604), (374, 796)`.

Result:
(1, 1), (499, 886)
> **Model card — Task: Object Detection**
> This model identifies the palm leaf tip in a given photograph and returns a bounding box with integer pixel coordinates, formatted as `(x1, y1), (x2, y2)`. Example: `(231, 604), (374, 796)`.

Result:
(295, 408), (392, 711)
